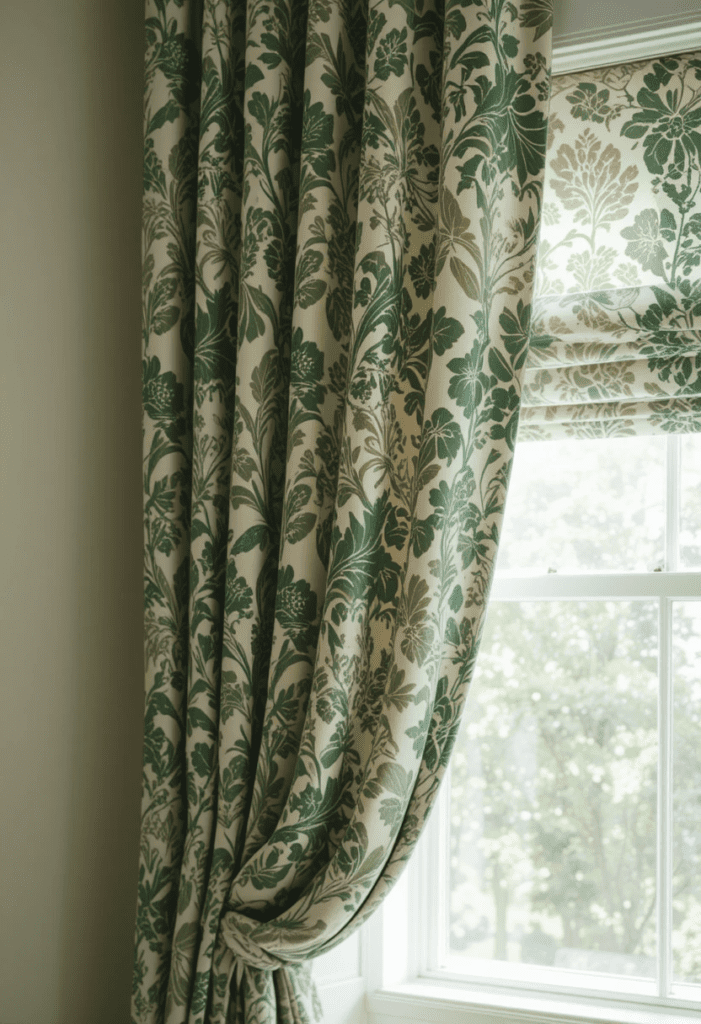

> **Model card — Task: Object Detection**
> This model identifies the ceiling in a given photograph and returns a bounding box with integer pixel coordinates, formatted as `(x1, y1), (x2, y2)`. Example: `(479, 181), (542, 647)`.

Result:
(551, 0), (701, 74)
(553, 0), (700, 43)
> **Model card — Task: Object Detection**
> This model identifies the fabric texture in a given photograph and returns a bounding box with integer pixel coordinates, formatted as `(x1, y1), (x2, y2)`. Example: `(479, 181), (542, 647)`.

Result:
(520, 49), (701, 440)
(132, 1), (551, 1021)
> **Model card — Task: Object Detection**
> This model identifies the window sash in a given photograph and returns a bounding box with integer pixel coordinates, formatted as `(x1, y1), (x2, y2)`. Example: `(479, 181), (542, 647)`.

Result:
(415, 434), (701, 1005)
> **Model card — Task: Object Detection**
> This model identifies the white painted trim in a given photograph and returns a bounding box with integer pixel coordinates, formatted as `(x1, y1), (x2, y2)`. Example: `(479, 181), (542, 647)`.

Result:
(490, 572), (701, 601)
(552, 17), (701, 75)
(317, 976), (367, 1024)
(367, 985), (701, 1024)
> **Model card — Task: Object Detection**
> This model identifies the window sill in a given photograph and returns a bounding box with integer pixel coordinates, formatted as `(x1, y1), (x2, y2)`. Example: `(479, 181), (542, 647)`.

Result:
(367, 979), (701, 1024)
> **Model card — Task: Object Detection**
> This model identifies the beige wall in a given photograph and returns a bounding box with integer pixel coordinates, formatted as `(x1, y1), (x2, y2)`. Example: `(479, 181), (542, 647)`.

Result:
(0, 2), (144, 1021)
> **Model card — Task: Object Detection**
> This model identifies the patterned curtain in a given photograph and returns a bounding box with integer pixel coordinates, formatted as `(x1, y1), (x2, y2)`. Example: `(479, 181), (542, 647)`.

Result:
(133, 1), (551, 1022)
(521, 49), (701, 441)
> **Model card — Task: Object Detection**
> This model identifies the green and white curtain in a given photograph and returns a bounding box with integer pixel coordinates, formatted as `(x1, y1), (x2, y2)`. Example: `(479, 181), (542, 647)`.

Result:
(133, 1), (551, 1022)
(521, 49), (701, 440)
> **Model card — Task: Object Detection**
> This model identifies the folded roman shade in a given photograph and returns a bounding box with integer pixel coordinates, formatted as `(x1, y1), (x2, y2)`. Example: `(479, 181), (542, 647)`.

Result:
(520, 50), (701, 441)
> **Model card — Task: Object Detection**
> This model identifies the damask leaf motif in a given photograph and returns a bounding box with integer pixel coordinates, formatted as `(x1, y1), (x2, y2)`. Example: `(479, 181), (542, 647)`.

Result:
(376, 762), (412, 797)
(224, 562), (253, 618)
(566, 247), (618, 291)
(431, 306), (465, 355)
(621, 209), (668, 277)
(399, 575), (435, 665)
(500, 300), (532, 372)
(276, 565), (318, 651)
(232, 524), (268, 555)
(621, 84), (701, 176)
(448, 343), (492, 410)
(374, 27), (408, 81)
(192, 741), (215, 778)
(153, 305), (181, 336)
(449, 256), (480, 300)
(169, 921), (200, 1006)
(408, 241), (435, 299)
(566, 82), (617, 125)
(193, 288), (235, 384)
(286, 513), (316, 544)
(437, 186), (480, 274)
(426, 407), (462, 464)
(455, 65), (548, 189)
(519, 0), (553, 41)
(549, 130), (638, 229)
(143, 138), (167, 198)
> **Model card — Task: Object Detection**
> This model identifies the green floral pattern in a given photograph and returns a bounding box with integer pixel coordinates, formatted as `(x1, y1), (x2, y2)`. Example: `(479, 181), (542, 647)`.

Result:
(133, 1), (551, 1021)
(521, 50), (701, 441)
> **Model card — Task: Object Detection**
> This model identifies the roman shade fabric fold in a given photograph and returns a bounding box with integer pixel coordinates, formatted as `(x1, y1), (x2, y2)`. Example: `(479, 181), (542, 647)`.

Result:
(519, 50), (701, 441)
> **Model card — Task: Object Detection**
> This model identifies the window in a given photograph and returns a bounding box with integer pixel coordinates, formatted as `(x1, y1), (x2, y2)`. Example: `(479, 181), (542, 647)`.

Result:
(370, 433), (701, 1024)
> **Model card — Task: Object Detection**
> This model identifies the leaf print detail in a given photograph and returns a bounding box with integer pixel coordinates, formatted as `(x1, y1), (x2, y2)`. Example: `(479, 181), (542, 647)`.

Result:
(449, 256), (480, 301)
(621, 79), (701, 176)
(448, 344), (492, 410)
(566, 247), (617, 291)
(408, 242), (435, 299)
(549, 130), (638, 230)
(621, 209), (669, 277)
(566, 82), (616, 124)
(399, 576), (434, 665)
(301, 92), (336, 170)
(519, 0), (553, 41)
(455, 66), (549, 190)
(376, 762), (412, 797)
(374, 28), (408, 81)
(225, 563), (253, 619)
(425, 408), (462, 465)
(290, 332), (325, 410)
(276, 566), (318, 651)
(143, 357), (184, 422)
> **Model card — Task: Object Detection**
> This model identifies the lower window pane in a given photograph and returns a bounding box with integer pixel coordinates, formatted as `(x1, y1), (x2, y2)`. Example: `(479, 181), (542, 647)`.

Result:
(449, 601), (658, 979)
(673, 601), (701, 987)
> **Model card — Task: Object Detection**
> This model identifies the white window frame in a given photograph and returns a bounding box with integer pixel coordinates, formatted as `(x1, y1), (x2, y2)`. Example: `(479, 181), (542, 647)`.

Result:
(367, 437), (701, 1024)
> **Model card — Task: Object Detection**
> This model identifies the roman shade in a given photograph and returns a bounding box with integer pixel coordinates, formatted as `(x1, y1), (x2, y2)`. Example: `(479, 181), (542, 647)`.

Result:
(520, 50), (701, 441)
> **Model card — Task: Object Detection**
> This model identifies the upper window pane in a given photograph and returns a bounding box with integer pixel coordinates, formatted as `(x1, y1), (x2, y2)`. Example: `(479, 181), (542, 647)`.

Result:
(496, 436), (666, 575)
(680, 435), (701, 570)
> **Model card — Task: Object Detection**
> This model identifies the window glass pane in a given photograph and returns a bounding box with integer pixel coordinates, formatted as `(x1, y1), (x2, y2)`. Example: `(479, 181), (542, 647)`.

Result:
(680, 435), (701, 570)
(496, 437), (666, 574)
(449, 601), (658, 979)
(673, 601), (701, 987)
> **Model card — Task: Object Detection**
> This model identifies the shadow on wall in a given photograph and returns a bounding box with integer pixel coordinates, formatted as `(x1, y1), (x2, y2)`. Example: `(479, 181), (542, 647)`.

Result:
(54, 2), (145, 1020)
(0, 1), (144, 1021)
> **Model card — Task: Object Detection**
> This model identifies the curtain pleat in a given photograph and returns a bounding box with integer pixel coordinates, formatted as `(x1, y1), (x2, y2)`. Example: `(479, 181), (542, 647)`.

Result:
(133, 1), (552, 1021)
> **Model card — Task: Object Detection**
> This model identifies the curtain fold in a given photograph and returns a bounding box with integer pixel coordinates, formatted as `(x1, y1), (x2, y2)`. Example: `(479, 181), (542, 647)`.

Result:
(133, 1), (552, 1022)
(521, 49), (701, 440)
